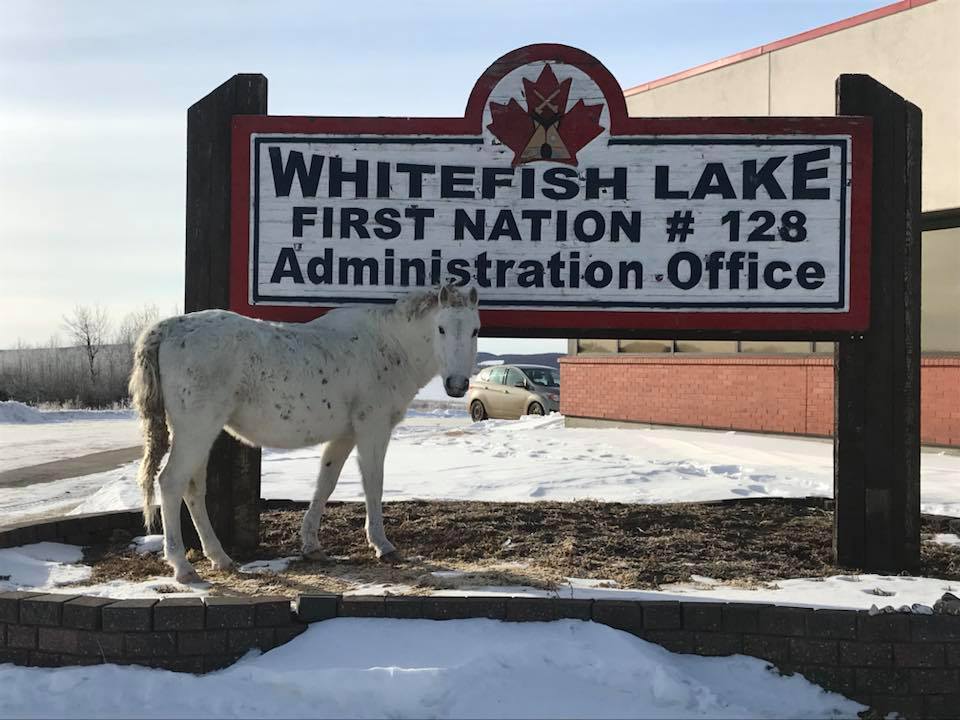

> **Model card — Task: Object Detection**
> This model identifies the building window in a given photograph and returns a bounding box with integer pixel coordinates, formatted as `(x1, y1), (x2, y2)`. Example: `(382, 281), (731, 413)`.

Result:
(576, 339), (619, 354)
(674, 340), (738, 353)
(619, 339), (673, 353)
(739, 341), (814, 354)
(921, 225), (960, 353)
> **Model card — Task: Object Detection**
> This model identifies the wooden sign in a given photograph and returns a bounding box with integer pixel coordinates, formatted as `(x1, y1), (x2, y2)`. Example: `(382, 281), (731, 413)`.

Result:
(231, 44), (872, 333)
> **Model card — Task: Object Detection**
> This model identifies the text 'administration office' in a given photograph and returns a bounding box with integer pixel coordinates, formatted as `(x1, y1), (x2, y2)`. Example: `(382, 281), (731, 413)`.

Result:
(560, 0), (960, 446)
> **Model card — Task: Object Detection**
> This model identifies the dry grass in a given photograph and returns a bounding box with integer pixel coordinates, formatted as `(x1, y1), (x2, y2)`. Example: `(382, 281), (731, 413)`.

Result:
(79, 499), (960, 599)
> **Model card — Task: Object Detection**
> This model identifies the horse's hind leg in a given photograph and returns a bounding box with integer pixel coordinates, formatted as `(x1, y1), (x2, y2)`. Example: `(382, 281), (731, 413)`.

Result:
(184, 461), (233, 572)
(158, 434), (218, 583)
(301, 434), (355, 560)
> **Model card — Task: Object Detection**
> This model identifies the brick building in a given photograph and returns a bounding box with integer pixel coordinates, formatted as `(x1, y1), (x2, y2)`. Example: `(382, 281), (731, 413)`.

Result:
(560, 0), (960, 446)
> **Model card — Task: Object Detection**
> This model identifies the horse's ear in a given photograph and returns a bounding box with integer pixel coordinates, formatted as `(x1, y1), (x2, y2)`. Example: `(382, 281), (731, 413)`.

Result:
(467, 287), (479, 308)
(438, 285), (451, 308)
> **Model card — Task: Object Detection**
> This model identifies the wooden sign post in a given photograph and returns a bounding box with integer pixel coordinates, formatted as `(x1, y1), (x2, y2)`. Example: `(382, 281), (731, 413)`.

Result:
(184, 74), (267, 554)
(835, 74), (921, 572)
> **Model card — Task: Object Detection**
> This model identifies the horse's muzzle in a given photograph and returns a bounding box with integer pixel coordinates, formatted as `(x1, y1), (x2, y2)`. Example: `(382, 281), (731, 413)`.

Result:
(444, 375), (469, 398)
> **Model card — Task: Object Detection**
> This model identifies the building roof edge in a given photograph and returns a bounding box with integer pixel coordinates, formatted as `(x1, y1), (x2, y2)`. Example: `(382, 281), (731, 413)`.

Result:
(623, 0), (936, 97)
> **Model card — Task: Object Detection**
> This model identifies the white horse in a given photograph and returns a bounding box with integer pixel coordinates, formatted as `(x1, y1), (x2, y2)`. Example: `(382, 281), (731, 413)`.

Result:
(129, 285), (480, 582)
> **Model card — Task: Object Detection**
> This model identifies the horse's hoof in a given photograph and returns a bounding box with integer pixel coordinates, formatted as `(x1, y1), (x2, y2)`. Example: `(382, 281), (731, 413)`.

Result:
(211, 557), (234, 572)
(378, 550), (403, 564)
(302, 548), (330, 562)
(175, 568), (203, 584)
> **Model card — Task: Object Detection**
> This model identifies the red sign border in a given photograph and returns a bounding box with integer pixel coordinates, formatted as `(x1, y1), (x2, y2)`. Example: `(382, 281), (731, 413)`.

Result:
(230, 43), (872, 334)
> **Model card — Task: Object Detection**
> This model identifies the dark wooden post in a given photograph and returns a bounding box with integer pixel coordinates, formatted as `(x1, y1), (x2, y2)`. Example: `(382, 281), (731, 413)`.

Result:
(184, 74), (267, 555)
(834, 74), (922, 572)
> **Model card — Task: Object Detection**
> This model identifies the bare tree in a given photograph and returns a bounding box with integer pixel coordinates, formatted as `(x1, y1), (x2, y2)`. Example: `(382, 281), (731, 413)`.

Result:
(63, 304), (111, 387)
(115, 304), (160, 351)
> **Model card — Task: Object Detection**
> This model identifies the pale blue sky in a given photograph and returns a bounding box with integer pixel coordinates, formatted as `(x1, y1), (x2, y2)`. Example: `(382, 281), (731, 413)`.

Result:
(0, 0), (882, 354)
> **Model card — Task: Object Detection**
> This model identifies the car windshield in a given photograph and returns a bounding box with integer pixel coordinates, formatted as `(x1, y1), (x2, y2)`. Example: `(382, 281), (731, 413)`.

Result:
(520, 367), (560, 388)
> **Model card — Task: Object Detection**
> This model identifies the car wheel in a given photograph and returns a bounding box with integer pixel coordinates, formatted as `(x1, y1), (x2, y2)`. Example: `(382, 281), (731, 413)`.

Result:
(470, 400), (488, 422)
(527, 402), (545, 416)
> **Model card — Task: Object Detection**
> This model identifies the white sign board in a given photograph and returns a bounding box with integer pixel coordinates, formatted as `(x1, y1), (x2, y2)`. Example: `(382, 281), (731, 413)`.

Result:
(231, 46), (870, 332)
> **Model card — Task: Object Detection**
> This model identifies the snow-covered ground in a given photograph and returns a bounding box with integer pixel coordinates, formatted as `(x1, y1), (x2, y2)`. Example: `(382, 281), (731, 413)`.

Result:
(1, 405), (957, 609)
(0, 617), (863, 719)
(5, 399), (957, 520)
(0, 404), (140, 474)
(43, 412), (960, 520)
(1, 399), (956, 716)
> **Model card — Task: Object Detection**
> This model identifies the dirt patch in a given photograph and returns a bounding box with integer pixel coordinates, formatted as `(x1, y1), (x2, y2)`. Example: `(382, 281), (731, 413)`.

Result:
(79, 499), (960, 599)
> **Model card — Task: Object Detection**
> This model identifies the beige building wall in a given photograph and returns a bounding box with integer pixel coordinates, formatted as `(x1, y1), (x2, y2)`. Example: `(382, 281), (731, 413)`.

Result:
(625, 0), (959, 213)
(624, 56), (771, 116)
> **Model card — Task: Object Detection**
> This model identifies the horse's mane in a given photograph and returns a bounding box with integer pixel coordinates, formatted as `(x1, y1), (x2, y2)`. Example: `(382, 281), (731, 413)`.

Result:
(391, 286), (471, 320)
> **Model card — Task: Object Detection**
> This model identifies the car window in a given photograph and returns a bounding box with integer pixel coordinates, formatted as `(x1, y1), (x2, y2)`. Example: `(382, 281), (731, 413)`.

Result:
(489, 367), (506, 385)
(505, 368), (525, 387)
(520, 367), (560, 387)
(477, 367), (491, 381)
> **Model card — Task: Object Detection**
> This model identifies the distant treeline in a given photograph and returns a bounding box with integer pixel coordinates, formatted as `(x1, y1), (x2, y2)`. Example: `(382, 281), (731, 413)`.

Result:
(0, 304), (165, 408)
(1, 305), (563, 409)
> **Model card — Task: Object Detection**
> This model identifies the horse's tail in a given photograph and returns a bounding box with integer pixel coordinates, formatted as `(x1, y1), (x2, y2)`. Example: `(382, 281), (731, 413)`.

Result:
(129, 322), (169, 531)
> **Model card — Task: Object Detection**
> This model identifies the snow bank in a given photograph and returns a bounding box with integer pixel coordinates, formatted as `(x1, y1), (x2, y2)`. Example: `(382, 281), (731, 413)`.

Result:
(0, 400), (47, 424)
(0, 618), (863, 718)
(0, 542), (90, 591)
(0, 401), (134, 424)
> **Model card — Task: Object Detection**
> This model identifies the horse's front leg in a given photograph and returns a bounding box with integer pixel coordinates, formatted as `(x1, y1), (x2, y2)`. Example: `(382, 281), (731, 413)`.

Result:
(355, 423), (396, 559)
(301, 434), (355, 560)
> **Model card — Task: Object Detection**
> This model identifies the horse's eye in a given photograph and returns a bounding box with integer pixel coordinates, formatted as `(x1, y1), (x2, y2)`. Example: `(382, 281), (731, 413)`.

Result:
(438, 326), (445, 335)
(471, 329), (479, 337)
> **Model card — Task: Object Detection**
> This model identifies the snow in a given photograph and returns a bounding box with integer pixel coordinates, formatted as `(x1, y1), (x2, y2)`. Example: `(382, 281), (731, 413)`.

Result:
(129, 535), (163, 555)
(0, 401), (46, 424)
(55, 576), (206, 599)
(933, 533), (960, 546)
(1, 401), (957, 607)
(238, 557), (298, 574)
(0, 462), (137, 527)
(0, 542), (91, 591)
(0, 412), (140, 474)
(0, 618), (864, 719)
(426, 571), (957, 611)
(0, 400), (134, 427)
(51, 413), (960, 521)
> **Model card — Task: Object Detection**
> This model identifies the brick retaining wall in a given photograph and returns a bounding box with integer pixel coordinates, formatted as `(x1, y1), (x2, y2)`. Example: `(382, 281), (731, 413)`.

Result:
(0, 591), (306, 674)
(1, 591), (957, 717)
(559, 354), (960, 447)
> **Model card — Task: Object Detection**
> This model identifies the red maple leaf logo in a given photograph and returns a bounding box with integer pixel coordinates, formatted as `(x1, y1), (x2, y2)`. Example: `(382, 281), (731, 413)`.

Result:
(488, 64), (604, 166)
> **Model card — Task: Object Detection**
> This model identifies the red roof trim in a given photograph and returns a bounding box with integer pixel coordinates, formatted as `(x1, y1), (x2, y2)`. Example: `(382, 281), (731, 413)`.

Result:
(623, 0), (937, 96)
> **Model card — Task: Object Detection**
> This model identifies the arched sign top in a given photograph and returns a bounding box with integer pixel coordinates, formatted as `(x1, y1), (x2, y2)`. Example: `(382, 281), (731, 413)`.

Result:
(462, 43), (630, 138)
(229, 44), (872, 335)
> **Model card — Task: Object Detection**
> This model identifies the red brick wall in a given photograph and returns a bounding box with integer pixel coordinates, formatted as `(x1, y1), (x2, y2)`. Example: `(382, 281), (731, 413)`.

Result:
(560, 355), (960, 447)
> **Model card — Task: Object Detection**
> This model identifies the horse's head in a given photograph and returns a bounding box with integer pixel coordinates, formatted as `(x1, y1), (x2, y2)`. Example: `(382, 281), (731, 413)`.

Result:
(433, 285), (480, 398)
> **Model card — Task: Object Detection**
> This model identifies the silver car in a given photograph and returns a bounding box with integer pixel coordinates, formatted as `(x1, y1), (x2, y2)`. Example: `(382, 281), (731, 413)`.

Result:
(467, 364), (561, 421)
